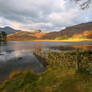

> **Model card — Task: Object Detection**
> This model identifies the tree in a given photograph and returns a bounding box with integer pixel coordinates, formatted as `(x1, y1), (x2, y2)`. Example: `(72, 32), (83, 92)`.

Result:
(72, 0), (91, 9)
(0, 33), (2, 41)
(1, 31), (7, 41)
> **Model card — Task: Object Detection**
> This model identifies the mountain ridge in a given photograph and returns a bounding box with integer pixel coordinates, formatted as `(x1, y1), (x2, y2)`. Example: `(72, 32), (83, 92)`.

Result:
(3, 22), (92, 41)
(0, 26), (21, 34)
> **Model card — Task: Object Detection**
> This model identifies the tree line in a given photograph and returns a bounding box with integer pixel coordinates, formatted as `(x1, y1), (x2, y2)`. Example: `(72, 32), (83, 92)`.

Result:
(0, 31), (7, 42)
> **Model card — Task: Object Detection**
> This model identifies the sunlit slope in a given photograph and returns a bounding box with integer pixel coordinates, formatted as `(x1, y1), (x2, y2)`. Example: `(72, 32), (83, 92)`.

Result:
(47, 22), (92, 40)
(8, 22), (92, 41)
(8, 30), (46, 41)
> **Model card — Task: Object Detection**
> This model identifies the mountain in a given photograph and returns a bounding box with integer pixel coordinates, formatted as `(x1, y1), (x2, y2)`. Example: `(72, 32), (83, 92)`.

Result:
(59, 22), (92, 38)
(7, 22), (92, 41)
(0, 26), (20, 34)
(42, 22), (92, 40)
(8, 30), (46, 41)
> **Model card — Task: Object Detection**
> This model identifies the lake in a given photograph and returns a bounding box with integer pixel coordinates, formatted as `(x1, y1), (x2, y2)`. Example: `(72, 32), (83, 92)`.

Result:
(0, 41), (92, 83)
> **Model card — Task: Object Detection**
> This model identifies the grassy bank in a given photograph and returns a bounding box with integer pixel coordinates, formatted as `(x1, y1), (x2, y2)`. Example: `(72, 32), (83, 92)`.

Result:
(35, 50), (92, 72)
(0, 50), (92, 92)
(32, 39), (92, 42)
(1, 66), (92, 92)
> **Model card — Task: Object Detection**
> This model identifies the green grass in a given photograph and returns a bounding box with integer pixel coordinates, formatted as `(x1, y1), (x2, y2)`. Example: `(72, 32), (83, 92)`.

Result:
(0, 50), (92, 92)
(1, 66), (92, 92)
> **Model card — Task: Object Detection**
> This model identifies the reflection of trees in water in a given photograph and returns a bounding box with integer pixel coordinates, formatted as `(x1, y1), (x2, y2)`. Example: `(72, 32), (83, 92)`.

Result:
(0, 32), (7, 56)
(0, 41), (7, 54)
(0, 41), (7, 45)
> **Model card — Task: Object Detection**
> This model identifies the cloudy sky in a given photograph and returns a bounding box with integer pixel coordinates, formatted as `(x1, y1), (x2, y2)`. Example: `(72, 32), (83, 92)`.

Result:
(0, 0), (92, 32)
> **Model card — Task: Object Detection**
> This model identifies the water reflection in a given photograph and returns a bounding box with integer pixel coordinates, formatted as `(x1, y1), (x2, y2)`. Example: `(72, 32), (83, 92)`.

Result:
(0, 41), (92, 83)
(0, 49), (45, 83)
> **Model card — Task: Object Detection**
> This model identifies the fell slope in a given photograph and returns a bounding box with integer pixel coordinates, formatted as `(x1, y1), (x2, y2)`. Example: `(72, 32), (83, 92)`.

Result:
(7, 22), (92, 41)
(8, 31), (46, 41)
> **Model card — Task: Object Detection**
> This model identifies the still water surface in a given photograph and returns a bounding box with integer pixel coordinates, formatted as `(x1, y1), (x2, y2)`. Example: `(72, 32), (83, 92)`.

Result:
(0, 41), (92, 82)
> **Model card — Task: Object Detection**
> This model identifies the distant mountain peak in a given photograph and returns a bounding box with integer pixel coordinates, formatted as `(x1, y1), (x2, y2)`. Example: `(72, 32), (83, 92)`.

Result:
(0, 26), (20, 34)
(4, 26), (14, 30)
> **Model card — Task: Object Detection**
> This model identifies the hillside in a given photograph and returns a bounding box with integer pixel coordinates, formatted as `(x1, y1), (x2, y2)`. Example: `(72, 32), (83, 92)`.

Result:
(8, 30), (46, 41)
(0, 26), (20, 34)
(43, 22), (92, 40)
(7, 22), (92, 41)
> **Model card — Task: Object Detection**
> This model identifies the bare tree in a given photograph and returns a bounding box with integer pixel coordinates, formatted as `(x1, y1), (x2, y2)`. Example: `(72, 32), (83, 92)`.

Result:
(72, 0), (91, 9)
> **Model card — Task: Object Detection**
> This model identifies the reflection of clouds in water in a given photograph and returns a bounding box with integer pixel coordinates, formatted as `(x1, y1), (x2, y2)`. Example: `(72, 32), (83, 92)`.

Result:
(14, 50), (33, 57)
(14, 50), (23, 57)
(0, 49), (33, 62)
(0, 49), (45, 82)
(0, 52), (16, 62)
(0, 41), (92, 62)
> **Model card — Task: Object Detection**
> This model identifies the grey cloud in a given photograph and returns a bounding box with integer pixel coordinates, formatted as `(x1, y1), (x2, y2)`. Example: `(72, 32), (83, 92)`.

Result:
(0, 0), (92, 32)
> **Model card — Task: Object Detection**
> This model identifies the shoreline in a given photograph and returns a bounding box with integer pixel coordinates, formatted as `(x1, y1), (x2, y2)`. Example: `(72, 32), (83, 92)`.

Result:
(7, 39), (92, 42)
(32, 39), (92, 42)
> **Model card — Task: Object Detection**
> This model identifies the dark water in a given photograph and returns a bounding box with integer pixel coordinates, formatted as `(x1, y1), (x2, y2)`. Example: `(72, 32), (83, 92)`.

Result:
(0, 41), (92, 82)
